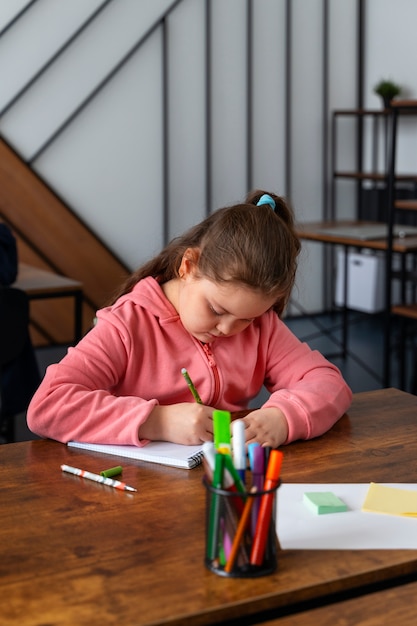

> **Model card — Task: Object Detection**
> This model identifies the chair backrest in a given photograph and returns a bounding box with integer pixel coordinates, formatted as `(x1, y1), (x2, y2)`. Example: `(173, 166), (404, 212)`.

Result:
(0, 287), (30, 367)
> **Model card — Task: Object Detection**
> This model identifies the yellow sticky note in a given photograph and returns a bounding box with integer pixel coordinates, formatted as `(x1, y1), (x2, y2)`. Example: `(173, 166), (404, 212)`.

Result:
(362, 483), (417, 517)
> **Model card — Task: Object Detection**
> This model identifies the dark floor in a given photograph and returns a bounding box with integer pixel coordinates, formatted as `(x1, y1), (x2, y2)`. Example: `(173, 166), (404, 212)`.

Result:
(286, 310), (415, 395)
(11, 311), (415, 442)
(287, 311), (387, 393)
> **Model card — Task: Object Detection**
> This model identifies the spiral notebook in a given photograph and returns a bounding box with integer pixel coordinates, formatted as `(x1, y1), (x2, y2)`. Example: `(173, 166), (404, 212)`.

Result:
(67, 440), (204, 469)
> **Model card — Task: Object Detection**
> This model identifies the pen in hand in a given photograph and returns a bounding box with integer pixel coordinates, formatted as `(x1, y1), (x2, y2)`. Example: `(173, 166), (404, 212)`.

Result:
(181, 368), (202, 404)
(61, 464), (137, 492)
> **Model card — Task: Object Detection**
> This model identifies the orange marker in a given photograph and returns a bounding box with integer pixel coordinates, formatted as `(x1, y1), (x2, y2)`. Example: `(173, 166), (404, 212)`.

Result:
(249, 449), (283, 566)
(224, 487), (256, 573)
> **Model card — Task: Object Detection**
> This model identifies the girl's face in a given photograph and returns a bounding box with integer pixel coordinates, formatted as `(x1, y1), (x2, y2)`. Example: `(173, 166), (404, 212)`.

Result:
(174, 254), (276, 343)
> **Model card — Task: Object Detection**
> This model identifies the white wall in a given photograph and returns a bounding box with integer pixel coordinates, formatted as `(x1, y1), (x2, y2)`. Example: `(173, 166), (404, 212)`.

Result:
(1, 0), (416, 313)
(365, 0), (417, 171)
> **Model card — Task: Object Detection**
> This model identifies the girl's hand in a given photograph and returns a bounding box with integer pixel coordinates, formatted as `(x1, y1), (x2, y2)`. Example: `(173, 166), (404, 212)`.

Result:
(242, 407), (289, 448)
(139, 403), (215, 445)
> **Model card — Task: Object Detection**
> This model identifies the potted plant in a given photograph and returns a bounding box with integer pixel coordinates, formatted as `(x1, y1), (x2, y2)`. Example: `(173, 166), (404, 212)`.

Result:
(373, 79), (401, 109)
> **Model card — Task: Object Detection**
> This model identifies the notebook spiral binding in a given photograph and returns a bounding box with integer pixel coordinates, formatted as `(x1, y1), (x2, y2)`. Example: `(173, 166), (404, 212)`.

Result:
(189, 450), (205, 468)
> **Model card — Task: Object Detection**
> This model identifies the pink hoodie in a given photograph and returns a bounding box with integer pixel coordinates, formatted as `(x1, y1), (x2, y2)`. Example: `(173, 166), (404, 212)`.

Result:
(27, 277), (352, 445)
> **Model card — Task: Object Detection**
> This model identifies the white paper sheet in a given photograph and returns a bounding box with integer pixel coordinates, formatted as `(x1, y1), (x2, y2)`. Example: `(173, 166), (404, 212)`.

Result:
(277, 483), (417, 549)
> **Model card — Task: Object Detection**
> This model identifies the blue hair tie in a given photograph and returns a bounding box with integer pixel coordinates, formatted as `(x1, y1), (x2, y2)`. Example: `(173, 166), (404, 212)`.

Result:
(256, 194), (276, 211)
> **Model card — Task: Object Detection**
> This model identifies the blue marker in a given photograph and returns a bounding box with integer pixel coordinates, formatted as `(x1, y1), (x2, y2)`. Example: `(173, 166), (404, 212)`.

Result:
(248, 442), (260, 473)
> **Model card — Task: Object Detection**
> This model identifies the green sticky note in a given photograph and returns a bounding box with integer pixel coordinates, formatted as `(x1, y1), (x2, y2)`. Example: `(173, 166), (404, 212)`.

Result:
(303, 491), (348, 515)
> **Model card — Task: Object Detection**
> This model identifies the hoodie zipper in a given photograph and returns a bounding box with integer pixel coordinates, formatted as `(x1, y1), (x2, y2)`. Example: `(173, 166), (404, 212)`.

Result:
(202, 343), (221, 406)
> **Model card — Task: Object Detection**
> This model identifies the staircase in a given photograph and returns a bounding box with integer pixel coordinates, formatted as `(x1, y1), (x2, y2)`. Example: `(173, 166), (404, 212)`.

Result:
(0, 139), (129, 345)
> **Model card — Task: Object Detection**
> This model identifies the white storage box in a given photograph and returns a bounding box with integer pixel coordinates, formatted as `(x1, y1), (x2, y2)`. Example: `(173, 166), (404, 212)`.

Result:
(335, 250), (400, 313)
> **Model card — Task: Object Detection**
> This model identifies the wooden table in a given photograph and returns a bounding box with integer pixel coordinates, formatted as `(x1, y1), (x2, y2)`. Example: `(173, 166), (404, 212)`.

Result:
(262, 580), (417, 625)
(1, 388), (417, 626)
(13, 262), (83, 344)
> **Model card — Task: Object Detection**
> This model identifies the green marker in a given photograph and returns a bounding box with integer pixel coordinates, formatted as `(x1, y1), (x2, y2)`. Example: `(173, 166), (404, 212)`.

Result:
(213, 410), (231, 453)
(100, 466), (123, 478)
(207, 452), (225, 560)
(223, 452), (246, 496)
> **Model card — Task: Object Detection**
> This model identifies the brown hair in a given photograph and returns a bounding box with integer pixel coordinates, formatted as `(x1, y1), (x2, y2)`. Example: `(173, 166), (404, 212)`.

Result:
(109, 190), (300, 316)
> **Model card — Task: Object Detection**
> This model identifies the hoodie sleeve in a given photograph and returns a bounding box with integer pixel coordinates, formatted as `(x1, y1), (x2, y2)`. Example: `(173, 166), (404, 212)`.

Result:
(261, 316), (352, 442)
(27, 311), (157, 445)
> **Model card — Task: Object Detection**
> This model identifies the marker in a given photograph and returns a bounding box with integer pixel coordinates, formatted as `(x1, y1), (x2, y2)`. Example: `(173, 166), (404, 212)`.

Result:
(223, 452), (246, 496)
(251, 446), (265, 491)
(203, 442), (235, 488)
(202, 441), (234, 482)
(213, 410), (231, 453)
(224, 486), (257, 574)
(203, 449), (240, 563)
(220, 516), (233, 561)
(232, 419), (246, 483)
(263, 446), (272, 468)
(250, 450), (283, 566)
(247, 442), (260, 473)
(181, 368), (202, 404)
(61, 464), (137, 492)
(207, 452), (225, 560)
(203, 442), (245, 514)
(250, 445), (265, 534)
(100, 465), (123, 478)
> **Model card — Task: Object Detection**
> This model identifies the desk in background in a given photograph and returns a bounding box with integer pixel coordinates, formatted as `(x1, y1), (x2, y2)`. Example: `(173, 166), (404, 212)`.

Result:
(296, 219), (417, 252)
(13, 262), (83, 344)
(1, 388), (417, 625)
(296, 220), (417, 388)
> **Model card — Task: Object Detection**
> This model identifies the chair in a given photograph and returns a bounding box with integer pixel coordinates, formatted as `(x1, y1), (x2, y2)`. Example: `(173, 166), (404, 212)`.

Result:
(0, 286), (31, 443)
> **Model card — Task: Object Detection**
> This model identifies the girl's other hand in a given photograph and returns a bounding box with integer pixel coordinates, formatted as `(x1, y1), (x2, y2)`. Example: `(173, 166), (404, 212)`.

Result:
(242, 407), (289, 448)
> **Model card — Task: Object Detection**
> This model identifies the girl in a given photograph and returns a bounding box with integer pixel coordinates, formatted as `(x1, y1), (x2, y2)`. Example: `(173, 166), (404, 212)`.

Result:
(27, 190), (351, 447)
